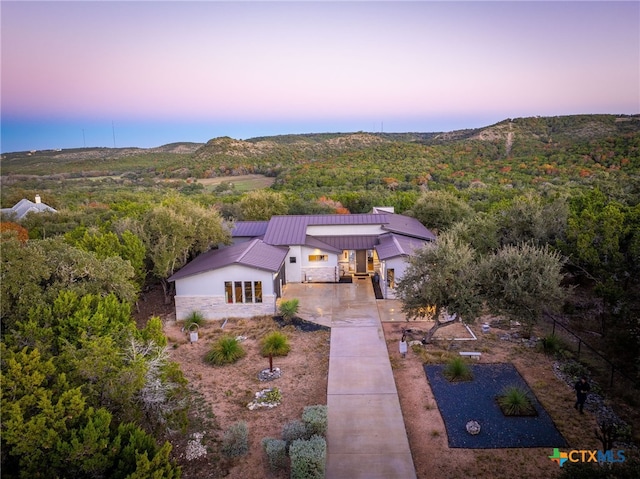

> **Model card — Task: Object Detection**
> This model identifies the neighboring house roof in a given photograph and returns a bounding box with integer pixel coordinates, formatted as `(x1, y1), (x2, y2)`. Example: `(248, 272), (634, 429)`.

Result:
(376, 233), (430, 260)
(168, 238), (287, 282)
(232, 221), (269, 238)
(1, 197), (57, 220)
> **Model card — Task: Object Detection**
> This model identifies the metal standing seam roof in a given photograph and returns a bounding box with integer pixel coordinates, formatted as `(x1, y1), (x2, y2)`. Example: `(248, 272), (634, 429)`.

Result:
(304, 235), (344, 253)
(262, 213), (430, 246)
(313, 235), (380, 251)
(168, 239), (288, 282)
(382, 213), (437, 241)
(375, 233), (430, 260)
(231, 221), (269, 237)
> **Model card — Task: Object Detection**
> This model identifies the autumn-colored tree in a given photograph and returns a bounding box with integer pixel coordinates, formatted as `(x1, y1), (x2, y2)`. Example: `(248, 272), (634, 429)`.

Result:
(0, 222), (29, 243)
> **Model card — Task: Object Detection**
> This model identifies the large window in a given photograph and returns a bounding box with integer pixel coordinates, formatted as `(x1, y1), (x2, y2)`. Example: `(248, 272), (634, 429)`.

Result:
(308, 254), (328, 262)
(225, 281), (263, 303)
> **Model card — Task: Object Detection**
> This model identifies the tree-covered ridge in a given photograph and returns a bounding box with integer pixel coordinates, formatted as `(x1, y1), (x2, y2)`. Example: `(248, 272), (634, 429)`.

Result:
(3, 114), (637, 182)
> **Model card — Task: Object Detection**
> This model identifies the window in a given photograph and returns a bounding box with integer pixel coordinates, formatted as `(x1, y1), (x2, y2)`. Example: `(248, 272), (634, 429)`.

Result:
(308, 254), (328, 262)
(387, 269), (395, 289)
(289, 256), (297, 263)
(224, 281), (263, 303)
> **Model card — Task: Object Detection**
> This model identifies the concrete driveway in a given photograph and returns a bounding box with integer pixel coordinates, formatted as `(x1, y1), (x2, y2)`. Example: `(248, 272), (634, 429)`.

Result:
(280, 279), (416, 478)
(280, 279), (407, 327)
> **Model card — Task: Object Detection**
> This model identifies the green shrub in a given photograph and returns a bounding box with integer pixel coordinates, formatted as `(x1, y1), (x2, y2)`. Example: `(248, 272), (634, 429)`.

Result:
(279, 298), (299, 323)
(540, 334), (564, 356)
(184, 310), (204, 329)
(560, 360), (590, 382)
(302, 405), (328, 437)
(289, 435), (326, 479)
(205, 336), (246, 365)
(282, 420), (311, 450)
(497, 385), (536, 416)
(221, 421), (249, 458)
(443, 356), (473, 382)
(261, 437), (288, 472)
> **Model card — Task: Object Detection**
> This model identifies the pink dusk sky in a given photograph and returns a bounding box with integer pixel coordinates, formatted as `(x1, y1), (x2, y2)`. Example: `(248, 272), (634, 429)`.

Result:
(1, 1), (638, 152)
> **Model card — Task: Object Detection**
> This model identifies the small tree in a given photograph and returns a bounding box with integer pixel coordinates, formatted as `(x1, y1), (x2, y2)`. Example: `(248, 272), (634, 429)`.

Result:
(279, 298), (299, 323)
(261, 331), (291, 372)
(396, 232), (482, 342)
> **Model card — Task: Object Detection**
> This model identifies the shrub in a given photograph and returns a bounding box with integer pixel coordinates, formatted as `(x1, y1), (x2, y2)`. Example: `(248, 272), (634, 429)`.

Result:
(560, 360), (590, 382)
(497, 385), (536, 416)
(302, 405), (328, 437)
(261, 437), (288, 472)
(279, 298), (299, 323)
(443, 356), (473, 382)
(289, 435), (326, 479)
(282, 420), (311, 450)
(541, 334), (565, 356)
(221, 421), (249, 458)
(184, 310), (204, 329)
(205, 336), (246, 366)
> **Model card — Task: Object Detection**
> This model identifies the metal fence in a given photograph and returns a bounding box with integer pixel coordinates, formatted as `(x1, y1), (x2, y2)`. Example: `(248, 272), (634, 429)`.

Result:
(540, 313), (637, 391)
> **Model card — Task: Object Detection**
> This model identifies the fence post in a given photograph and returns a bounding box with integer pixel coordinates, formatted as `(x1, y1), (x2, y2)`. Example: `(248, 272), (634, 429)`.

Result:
(610, 366), (614, 388)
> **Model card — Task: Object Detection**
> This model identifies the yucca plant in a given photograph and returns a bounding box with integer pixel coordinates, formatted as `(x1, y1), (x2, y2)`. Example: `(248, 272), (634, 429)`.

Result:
(261, 331), (291, 372)
(184, 310), (205, 329)
(205, 335), (246, 366)
(497, 385), (536, 416)
(279, 298), (299, 323)
(443, 356), (473, 382)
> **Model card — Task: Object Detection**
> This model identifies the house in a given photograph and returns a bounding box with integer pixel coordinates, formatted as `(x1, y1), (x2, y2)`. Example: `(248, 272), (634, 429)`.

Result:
(168, 208), (436, 320)
(0, 195), (57, 220)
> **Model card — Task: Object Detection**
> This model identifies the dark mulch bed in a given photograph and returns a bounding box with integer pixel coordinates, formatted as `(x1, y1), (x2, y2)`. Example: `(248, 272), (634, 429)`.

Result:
(273, 316), (330, 332)
(424, 363), (567, 448)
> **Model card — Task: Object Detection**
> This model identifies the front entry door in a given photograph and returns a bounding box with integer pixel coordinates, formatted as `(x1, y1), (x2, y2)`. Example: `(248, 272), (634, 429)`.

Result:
(356, 250), (367, 273)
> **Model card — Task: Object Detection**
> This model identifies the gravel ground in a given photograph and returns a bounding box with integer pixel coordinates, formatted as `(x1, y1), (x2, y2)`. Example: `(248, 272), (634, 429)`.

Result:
(424, 363), (568, 448)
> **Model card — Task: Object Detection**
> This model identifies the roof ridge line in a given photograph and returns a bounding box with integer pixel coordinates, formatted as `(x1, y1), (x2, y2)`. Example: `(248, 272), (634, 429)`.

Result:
(236, 238), (259, 263)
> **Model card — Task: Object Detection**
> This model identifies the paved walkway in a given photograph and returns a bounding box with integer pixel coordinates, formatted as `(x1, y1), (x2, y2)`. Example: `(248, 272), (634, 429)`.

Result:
(282, 280), (416, 478)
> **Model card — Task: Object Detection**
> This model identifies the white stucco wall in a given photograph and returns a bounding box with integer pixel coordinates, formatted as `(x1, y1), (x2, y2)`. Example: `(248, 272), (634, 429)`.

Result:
(300, 245), (338, 282)
(173, 264), (277, 320)
(381, 256), (410, 299)
(284, 245), (302, 283)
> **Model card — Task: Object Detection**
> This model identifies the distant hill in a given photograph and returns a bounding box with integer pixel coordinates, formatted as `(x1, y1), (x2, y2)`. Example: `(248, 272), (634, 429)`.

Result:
(1, 114), (638, 180)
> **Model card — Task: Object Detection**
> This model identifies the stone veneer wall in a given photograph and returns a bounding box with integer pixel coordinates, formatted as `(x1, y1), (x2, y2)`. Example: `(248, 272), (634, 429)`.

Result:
(301, 266), (337, 283)
(175, 295), (276, 320)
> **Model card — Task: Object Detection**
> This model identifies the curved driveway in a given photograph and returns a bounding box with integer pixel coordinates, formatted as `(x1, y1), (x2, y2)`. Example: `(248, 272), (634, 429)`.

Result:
(282, 279), (416, 478)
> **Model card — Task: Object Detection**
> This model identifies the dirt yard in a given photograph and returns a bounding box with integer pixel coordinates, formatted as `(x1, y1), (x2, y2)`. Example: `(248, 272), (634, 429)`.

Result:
(136, 285), (613, 479)
(383, 319), (602, 479)
(164, 316), (330, 479)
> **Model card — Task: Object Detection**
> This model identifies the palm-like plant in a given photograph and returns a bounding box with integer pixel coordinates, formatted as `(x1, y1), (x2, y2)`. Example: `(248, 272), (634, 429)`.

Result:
(261, 331), (291, 372)
(278, 299), (299, 324)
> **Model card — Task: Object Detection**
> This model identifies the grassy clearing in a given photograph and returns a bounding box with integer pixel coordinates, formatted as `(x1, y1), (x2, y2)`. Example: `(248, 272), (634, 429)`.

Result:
(197, 174), (275, 192)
